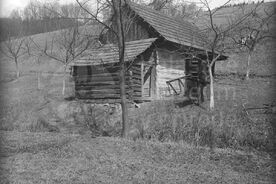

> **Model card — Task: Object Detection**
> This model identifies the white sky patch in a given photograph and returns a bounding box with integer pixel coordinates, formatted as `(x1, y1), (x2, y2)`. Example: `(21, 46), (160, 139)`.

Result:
(0, 0), (275, 17)
(0, 0), (29, 17)
(0, 0), (75, 17)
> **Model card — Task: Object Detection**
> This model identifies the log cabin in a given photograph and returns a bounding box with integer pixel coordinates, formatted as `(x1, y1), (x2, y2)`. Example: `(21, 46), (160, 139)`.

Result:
(70, 1), (227, 103)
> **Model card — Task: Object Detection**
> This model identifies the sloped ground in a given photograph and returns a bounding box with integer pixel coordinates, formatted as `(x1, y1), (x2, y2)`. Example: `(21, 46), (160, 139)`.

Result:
(0, 131), (275, 184)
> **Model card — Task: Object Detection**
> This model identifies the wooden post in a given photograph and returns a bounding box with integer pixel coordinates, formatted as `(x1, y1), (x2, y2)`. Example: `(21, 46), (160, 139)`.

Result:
(141, 61), (144, 97)
(129, 70), (134, 102)
(179, 78), (185, 93)
(150, 50), (158, 99)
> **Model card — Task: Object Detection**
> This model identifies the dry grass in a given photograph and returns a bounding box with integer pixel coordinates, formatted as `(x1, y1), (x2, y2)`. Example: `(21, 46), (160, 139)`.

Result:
(0, 131), (274, 184)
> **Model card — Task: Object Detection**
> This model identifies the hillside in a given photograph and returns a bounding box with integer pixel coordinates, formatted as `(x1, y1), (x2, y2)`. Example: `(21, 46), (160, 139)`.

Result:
(0, 24), (103, 76)
(196, 1), (276, 29)
(27, 24), (102, 51)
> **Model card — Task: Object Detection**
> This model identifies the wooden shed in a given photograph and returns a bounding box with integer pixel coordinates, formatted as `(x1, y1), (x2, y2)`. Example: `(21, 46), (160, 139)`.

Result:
(70, 1), (227, 103)
(71, 38), (158, 103)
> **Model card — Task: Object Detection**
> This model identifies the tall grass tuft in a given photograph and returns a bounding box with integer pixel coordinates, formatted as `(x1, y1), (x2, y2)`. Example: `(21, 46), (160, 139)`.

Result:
(129, 100), (274, 152)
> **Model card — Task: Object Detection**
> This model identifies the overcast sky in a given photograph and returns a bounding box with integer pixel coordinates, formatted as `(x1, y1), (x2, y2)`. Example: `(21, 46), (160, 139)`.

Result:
(0, 0), (275, 17)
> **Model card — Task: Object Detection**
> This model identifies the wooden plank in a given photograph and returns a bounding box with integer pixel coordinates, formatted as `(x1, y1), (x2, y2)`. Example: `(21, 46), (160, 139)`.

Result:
(132, 78), (141, 84)
(130, 85), (142, 90)
(76, 80), (134, 86)
(75, 72), (119, 78)
(141, 61), (144, 95)
(77, 93), (130, 99)
(167, 82), (178, 94)
(131, 66), (141, 73)
(76, 88), (132, 94)
(75, 75), (131, 81)
(150, 50), (157, 99)
(132, 63), (141, 67)
(133, 97), (153, 101)
(133, 89), (142, 93)
(132, 74), (141, 80)
(143, 66), (153, 83)
(76, 93), (133, 98)
(76, 79), (120, 84)
(75, 72), (132, 78)
(76, 99), (123, 104)
(179, 79), (185, 88)
(129, 72), (134, 101)
(76, 81), (120, 86)
(75, 84), (131, 90)
(132, 71), (141, 75)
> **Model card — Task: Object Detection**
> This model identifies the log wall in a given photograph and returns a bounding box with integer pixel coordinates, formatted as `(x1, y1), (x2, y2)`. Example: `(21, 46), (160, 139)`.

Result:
(73, 63), (144, 101)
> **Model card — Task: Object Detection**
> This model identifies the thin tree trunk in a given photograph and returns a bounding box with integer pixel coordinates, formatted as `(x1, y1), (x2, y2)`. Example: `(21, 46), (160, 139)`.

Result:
(37, 71), (41, 90)
(15, 59), (20, 78)
(209, 64), (215, 110)
(211, 62), (215, 78)
(113, 0), (128, 138)
(37, 58), (41, 90)
(62, 65), (66, 96)
(209, 63), (215, 151)
(209, 114), (215, 152)
(246, 52), (251, 80)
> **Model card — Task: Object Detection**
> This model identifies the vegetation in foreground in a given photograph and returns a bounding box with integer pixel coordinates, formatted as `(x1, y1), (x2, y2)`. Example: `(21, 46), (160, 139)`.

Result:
(0, 130), (275, 184)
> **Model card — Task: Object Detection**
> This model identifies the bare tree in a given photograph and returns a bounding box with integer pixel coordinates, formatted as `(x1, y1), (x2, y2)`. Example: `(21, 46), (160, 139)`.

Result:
(75, 0), (129, 137)
(194, 0), (233, 110)
(148, 0), (173, 11)
(231, 3), (276, 79)
(43, 26), (96, 95)
(28, 36), (45, 90)
(0, 35), (27, 78)
(24, 36), (33, 56)
(196, 0), (263, 110)
(112, 0), (128, 138)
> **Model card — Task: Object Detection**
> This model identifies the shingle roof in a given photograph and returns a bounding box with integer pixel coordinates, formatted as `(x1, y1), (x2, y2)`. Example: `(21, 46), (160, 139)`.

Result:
(127, 2), (208, 50)
(71, 38), (157, 66)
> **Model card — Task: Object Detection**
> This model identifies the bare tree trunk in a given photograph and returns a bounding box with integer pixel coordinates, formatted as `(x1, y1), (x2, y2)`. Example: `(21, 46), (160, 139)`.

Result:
(113, 0), (128, 138)
(209, 114), (215, 152)
(37, 58), (41, 90)
(37, 71), (41, 90)
(62, 65), (66, 96)
(246, 52), (251, 80)
(15, 59), (20, 78)
(211, 62), (215, 78)
(209, 64), (215, 110)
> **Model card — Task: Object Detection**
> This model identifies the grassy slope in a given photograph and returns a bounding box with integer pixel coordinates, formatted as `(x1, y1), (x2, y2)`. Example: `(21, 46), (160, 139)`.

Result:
(0, 131), (274, 184)
(0, 24), (101, 77)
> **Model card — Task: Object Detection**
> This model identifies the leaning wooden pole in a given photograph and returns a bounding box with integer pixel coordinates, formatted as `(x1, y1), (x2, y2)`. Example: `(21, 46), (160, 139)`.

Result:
(113, 0), (128, 138)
